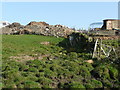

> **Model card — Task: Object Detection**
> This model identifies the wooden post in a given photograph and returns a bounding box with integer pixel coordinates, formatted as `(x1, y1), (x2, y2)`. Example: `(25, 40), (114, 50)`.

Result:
(92, 39), (98, 58)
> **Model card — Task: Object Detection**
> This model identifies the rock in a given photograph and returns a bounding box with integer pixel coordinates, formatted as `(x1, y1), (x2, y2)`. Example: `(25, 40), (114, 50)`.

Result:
(85, 60), (94, 64)
(1, 21), (74, 37)
(1, 22), (25, 35)
(27, 21), (49, 26)
(40, 41), (50, 45)
(19, 28), (32, 34)
(7, 22), (21, 28)
(0, 21), (10, 28)
(0, 27), (12, 35)
(25, 22), (74, 37)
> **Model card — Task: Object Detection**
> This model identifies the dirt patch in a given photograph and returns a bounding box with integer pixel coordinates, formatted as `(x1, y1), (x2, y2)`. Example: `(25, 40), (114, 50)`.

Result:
(10, 54), (35, 62)
(9, 54), (50, 62)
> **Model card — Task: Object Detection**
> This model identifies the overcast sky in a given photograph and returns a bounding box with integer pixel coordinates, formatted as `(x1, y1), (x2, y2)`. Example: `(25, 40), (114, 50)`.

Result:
(2, 2), (118, 29)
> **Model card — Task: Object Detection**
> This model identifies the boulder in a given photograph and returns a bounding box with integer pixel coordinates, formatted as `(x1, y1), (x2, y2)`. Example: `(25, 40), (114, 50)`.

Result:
(85, 60), (94, 64)
(40, 41), (50, 45)
(25, 22), (74, 37)
(7, 22), (21, 28)
(0, 27), (12, 35)
(1, 22), (25, 35)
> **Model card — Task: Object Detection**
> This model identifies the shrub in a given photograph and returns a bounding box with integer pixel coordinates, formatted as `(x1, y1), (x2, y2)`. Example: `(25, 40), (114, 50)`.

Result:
(90, 79), (103, 88)
(17, 84), (24, 88)
(84, 83), (94, 88)
(30, 59), (43, 68)
(102, 79), (113, 88)
(24, 80), (40, 88)
(108, 66), (118, 79)
(42, 84), (51, 88)
(44, 68), (57, 78)
(26, 75), (38, 82)
(78, 66), (91, 79)
(28, 67), (38, 72)
(38, 77), (53, 85)
(19, 65), (29, 71)
(91, 65), (110, 80)
(3, 79), (16, 88)
(21, 72), (29, 77)
(2, 35), (120, 88)
(69, 52), (78, 59)
(13, 74), (25, 85)
(58, 82), (65, 88)
(68, 82), (85, 88)
(82, 62), (94, 71)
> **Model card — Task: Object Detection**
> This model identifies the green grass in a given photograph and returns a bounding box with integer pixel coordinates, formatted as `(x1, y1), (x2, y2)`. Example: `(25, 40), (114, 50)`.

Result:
(2, 35), (120, 88)
(2, 35), (64, 62)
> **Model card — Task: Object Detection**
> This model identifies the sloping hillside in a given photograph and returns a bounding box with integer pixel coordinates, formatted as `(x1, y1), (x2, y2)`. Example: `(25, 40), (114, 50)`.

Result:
(2, 35), (120, 88)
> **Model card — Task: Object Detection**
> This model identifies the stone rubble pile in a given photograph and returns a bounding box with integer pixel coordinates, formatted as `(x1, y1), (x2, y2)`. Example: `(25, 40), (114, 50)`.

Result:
(0, 21), (74, 37)
(0, 22), (24, 35)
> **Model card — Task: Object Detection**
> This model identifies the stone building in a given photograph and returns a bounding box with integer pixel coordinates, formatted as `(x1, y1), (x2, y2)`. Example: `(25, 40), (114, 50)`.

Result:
(102, 19), (120, 30)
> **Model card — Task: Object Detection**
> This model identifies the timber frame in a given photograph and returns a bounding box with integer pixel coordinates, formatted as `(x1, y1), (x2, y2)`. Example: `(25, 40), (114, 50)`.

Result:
(92, 39), (118, 60)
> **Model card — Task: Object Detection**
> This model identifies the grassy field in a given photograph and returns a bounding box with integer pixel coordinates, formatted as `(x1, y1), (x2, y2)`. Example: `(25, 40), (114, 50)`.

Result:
(2, 35), (120, 88)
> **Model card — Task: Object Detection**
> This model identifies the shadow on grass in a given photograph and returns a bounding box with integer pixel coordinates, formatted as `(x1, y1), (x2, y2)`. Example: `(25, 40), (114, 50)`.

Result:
(57, 32), (95, 53)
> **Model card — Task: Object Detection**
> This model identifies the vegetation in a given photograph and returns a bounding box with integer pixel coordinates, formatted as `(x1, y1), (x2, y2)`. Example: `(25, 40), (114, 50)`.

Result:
(1, 35), (120, 88)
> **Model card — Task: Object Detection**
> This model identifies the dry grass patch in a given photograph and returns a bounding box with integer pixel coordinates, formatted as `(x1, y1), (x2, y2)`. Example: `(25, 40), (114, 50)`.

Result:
(9, 54), (50, 62)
